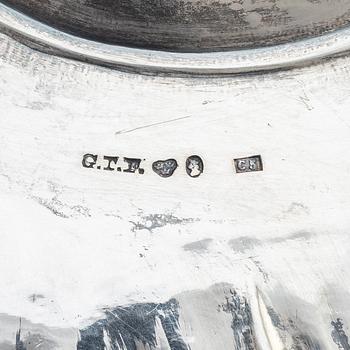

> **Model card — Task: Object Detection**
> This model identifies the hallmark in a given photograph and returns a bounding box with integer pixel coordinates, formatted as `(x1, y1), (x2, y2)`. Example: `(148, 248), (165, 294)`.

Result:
(186, 155), (204, 178)
(82, 153), (263, 177)
(234, 155), (263, 173)
(82, 154), (145, 174)
(152, 159), (178, 178)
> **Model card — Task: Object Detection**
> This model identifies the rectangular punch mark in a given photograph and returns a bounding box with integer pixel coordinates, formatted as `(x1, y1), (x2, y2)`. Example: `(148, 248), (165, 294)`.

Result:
(234, 155), (263, 173)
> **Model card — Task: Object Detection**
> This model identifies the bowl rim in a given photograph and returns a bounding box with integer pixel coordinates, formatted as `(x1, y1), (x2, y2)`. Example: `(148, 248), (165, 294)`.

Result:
(1, 2), (350, 75)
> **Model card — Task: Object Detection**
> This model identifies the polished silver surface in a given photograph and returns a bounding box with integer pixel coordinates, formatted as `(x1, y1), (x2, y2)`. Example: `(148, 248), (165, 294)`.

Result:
(0, 1), (350, 349)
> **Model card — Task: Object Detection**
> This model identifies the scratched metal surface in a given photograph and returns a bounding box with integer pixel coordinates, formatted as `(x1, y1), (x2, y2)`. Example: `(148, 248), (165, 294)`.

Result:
(1, 3), (350, 350)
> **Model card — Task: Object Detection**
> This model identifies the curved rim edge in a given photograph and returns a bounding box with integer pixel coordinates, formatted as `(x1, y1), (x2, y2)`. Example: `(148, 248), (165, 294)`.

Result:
(1, 2), (350, 74)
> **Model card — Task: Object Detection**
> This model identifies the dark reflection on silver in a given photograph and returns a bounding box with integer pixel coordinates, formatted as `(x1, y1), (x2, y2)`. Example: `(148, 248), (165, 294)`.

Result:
(1, 0), (350, 51)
